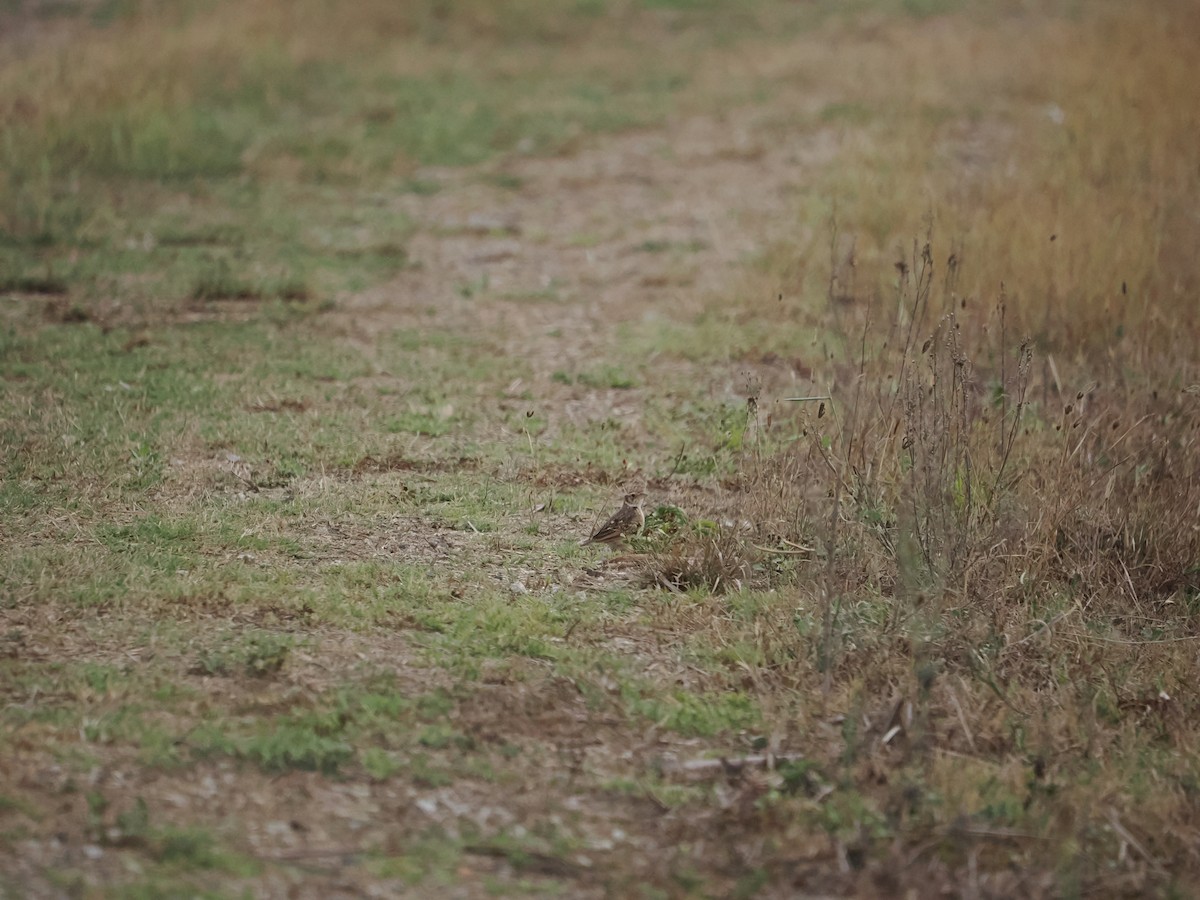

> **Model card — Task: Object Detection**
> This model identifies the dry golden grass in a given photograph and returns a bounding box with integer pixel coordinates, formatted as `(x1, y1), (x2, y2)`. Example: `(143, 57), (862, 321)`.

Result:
(630, 4), (1200, 891)
(748, 1), (1200, 355)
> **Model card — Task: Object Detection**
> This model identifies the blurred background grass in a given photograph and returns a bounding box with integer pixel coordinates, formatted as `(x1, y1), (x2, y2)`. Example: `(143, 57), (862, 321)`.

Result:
(1, 0), (776, 310)
(4, 0), (1198, 557)
(3, 2), (1200, 893)
(3, 0), (1195, 353)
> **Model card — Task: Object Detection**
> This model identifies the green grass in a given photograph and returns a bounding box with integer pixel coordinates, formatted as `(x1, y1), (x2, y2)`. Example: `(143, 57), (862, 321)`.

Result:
(0, 315), (520, 525)
(193, 630), (295, 678)
(3, 0), (1200, 897)
(0, 0), (765, 323)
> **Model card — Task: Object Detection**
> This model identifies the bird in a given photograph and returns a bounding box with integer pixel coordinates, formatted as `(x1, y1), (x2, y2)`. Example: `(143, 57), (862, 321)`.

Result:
(580, 491), (646, 547)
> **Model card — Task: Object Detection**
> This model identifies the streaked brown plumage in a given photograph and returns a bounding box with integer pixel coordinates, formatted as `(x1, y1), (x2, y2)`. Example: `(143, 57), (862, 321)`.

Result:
(580, 491), (646, 547)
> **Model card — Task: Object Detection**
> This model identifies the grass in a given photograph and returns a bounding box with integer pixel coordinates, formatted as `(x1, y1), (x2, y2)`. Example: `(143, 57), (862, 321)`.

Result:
(2, 0), (1200, 896)
(0, 0), (760, 324)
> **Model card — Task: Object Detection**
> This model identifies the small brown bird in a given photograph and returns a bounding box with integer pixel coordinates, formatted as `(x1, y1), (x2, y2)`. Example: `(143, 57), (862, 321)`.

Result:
(580, 491), (646, 547)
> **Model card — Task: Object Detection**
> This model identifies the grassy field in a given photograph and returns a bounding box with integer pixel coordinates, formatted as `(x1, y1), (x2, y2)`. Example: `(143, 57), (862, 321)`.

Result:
(3, 0), (1200, 896)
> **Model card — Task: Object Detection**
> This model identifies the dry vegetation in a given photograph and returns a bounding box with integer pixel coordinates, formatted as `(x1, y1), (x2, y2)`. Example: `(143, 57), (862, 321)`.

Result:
(2, 0), (1200, 897)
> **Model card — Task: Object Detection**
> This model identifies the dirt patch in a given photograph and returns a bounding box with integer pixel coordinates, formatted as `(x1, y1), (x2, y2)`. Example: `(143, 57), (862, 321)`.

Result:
(335, 106), (843, 385)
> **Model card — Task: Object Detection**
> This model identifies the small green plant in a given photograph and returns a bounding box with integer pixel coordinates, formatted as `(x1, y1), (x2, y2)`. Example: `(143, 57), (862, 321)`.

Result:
(193, 631), (293, 678)
(576, 366), (636, 390)
(417, 723), (473, 751)
(190, 258), (259, 302)
(113, 797), (152, 845)
(362, 747), (404, 780)
(385, 410), (455, 437)
(631, 689), (760, 737)
(641, 504), (688, 540)
(241, 722), (354, 775)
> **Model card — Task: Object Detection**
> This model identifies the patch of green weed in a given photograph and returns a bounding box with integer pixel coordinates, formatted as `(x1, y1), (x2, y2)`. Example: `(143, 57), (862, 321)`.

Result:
(241, 721), (354, 775)
(193, 630), (294, 678)
(631, 689), (761, 737)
